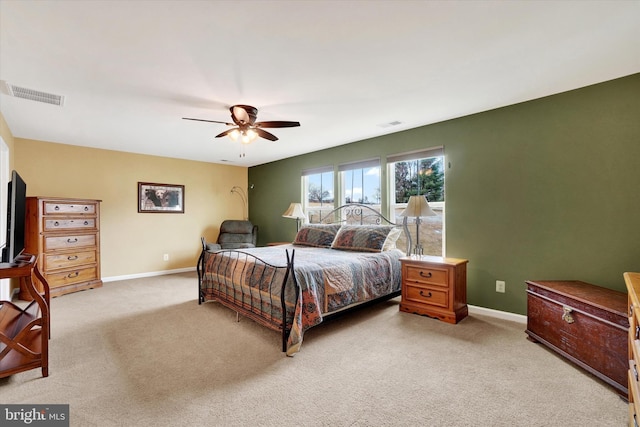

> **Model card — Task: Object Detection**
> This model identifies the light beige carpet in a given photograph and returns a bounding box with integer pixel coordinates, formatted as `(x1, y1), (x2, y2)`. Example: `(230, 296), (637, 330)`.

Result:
(1, 272), (627, 426)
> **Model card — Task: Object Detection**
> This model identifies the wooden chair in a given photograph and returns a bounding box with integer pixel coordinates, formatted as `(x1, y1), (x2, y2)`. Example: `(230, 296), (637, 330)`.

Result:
(0, 257), (50, 378)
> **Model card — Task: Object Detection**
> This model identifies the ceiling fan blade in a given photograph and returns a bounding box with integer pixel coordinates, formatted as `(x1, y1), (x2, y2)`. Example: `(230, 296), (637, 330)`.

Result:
(255, 120), (301, 128)
(255, 128), (279, 141)
(214, 128), (238, 138)
(183, 117), (234, 126)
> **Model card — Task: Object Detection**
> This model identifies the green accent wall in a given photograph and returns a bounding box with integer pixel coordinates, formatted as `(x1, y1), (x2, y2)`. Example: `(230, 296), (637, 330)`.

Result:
(249, 73), (640, 315)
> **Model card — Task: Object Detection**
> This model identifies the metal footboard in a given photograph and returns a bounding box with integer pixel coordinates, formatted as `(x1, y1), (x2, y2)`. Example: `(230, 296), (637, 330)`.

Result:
(198, 247), (299, 352)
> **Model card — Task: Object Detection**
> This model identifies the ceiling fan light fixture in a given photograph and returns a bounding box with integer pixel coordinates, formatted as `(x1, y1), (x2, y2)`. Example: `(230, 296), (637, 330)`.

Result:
(229, 129), (240, 141)
(241, 129), (258, 144)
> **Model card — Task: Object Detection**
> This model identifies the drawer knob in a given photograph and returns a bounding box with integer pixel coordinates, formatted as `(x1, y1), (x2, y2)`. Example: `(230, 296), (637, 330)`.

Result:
(419, 271), (432, 279)
(84, 206), (89, 211)
(67, 238), (78, 243)
(419, 290), (432, 298)
(68, 255), (79, 261)
(67, 271), (79, 279)
(84, 221), (89, 225)
(561, 306), (574, 324)
(54, 205), (60, 211)
(635, 325), (640, 340)
(635, 364), (639, 382)
(54, 221), (60, 227)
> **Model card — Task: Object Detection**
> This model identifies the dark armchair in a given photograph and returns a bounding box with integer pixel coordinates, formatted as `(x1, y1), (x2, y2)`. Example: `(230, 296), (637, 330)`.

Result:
(205, 220), (258, 250)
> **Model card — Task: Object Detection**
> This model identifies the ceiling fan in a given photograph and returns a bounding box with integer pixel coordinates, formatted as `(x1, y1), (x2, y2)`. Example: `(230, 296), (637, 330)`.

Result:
(183, 104), (300, 143)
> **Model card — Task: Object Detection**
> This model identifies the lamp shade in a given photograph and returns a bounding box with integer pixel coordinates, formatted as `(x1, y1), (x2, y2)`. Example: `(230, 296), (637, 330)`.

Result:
(282, 203), (307, 220)
(399, 195), (436, 218)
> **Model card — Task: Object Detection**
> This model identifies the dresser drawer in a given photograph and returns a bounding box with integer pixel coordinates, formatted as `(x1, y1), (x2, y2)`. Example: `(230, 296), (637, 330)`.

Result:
(43, 250), (96, 270)
(44, 234), (96, 251)
(44, 202), (96, 215)
(44, 217), (96, 232)
(404, 264), (448, 287)
(45, 266), (98, 289)
(404, 285), (448, 308)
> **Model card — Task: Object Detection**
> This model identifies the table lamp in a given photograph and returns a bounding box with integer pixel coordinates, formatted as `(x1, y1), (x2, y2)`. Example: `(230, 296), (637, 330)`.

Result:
(400, 195), (436, 255)
(282, 203), (307, 231)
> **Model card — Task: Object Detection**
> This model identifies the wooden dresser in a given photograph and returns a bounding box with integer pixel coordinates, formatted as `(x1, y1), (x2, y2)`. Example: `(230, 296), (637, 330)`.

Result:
(399, 255), (468, 324)
(625, 272), (640, 424)
(22, 197), (102, 299)
(526, 280), (628, 396)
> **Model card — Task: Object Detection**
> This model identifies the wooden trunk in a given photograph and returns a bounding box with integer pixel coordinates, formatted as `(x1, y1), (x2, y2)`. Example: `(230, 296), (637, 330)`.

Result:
(525, 280), (628, 396)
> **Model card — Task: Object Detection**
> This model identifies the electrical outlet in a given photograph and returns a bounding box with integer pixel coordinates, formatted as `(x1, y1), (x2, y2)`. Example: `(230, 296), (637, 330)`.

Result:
(496, 280), (506, 293)
(163, 253), (169, 261)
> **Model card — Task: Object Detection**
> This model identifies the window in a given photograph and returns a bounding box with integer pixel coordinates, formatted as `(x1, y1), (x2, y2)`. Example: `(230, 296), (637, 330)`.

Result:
(338, 159), (381, 208)
(302, 166), (334, 224)
(388, 147), (445, 256)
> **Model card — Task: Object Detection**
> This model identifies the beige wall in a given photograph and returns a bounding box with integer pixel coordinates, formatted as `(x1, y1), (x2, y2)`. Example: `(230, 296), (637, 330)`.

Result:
(0, 113), (16, 164)
(14, 138), (247, 278)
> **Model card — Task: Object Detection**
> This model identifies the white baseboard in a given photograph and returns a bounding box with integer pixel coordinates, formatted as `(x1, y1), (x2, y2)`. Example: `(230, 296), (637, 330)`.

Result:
(102, 267), (195, 283)
(468, 304), (526, 323)
(101, 270), (527, 324)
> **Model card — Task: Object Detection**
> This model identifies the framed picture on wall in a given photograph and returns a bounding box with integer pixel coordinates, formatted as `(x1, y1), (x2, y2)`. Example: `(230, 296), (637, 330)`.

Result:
(138, 182), (184, 213)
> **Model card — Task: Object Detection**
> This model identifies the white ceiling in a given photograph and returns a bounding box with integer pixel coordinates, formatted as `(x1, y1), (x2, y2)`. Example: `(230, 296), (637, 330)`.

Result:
(1, 1), (639, 168)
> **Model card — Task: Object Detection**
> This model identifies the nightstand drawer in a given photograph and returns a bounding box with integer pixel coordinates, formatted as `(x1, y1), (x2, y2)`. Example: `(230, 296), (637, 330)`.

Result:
(404, 285), (448, 308)
(404, 264), (448, 287)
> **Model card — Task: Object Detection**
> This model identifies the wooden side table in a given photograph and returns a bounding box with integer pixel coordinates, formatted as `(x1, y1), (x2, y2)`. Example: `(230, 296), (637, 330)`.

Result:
(399, 255), (468, 324)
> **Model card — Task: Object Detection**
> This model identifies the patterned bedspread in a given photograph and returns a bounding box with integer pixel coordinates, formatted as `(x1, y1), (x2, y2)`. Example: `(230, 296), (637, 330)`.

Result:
(200, 244), (403, 355)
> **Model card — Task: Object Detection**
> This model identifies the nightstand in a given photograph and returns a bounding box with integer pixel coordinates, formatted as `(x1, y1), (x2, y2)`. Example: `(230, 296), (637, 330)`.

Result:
(399, 255), (468, 324)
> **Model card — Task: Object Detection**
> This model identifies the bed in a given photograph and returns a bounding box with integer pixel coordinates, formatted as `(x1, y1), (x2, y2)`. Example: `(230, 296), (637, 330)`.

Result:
(197, 204), (409, 356)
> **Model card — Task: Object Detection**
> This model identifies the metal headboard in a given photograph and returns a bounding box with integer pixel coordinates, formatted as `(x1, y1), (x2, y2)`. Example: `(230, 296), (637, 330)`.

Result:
(317, 203), (411, 253)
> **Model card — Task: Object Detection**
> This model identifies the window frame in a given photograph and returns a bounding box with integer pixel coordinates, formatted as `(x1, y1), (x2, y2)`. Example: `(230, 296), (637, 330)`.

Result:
(302, 165), (334, 224)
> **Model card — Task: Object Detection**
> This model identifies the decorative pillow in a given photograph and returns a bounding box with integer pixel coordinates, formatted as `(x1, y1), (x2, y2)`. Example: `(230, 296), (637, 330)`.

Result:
(331, 225), (402, 253)
(382, 226), (403, 251)
(293, 224), (342, 248)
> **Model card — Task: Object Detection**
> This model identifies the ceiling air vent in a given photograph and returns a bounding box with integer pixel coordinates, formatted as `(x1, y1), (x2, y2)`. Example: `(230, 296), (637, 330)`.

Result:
(378, 120), (402, 128)
(4, 82), (65, 107)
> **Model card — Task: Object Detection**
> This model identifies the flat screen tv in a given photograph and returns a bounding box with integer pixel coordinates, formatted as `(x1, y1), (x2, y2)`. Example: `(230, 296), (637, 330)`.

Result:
(1, 170), (27, 265)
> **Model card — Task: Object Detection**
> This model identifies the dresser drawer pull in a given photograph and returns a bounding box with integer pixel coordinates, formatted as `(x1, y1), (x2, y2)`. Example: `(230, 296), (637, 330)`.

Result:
(561, 306), (574, 324)
(67, 238), (78, 243)
(84, 221), (89, 225)
(419, 290), (432, 298)
(634, 364), (639, 382)
(54, 205), (60, 211)
(54, 221), (60, 227)
(84, 206), (89, 211)
(67, 255), (79, 261)
(419, 271), (432, 279)
(67, 271), (79, 279)
(636, 325), (640, 340)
